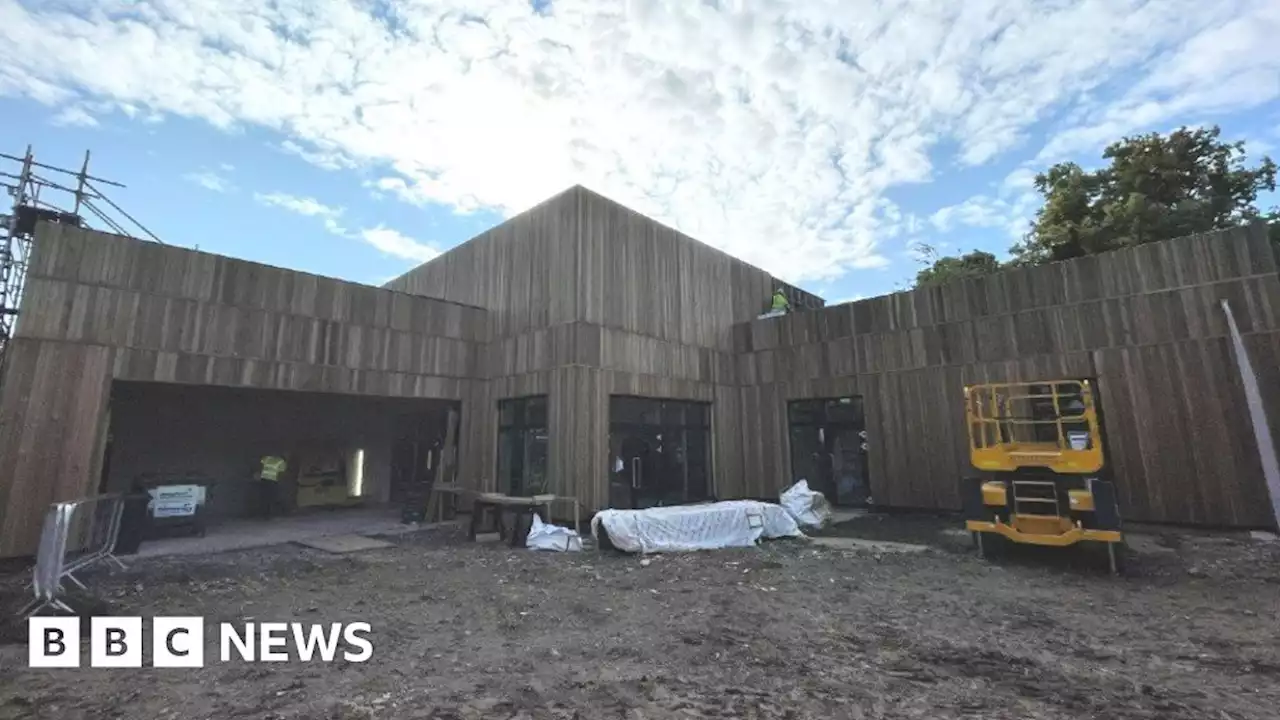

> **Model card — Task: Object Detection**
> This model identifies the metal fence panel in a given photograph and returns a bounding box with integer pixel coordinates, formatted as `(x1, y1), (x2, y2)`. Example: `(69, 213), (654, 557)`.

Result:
(18, 504), (75, 617)
(17, 494), (127, 619)
(61, 493), (127, 586)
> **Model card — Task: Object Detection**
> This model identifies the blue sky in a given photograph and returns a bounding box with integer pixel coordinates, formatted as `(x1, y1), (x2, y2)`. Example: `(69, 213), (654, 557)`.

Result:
(3, 111), (503, 287)
(2, 0), (1279, 302)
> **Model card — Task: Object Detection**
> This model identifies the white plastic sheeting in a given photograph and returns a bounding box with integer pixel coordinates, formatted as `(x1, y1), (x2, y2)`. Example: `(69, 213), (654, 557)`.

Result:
(526, 515), (584, 552)
(780, 480), (831, 529)
(591, 500), (802, 554)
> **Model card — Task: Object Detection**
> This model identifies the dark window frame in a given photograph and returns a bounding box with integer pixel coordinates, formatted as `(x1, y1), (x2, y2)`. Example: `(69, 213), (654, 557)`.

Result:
(786, 396), (870, 507)
(787, 397), (864, 427)
(608, 396), (714, 506)
(608, 396), (713, 431)
(496, 395), (549, 497)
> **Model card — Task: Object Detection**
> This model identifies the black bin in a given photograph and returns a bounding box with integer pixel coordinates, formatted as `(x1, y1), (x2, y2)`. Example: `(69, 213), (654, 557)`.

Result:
(115, 492), (151, 555)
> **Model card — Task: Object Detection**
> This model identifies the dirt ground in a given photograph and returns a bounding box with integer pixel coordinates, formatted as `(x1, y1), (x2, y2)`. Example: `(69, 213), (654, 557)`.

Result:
(2, 515), (1279, 720)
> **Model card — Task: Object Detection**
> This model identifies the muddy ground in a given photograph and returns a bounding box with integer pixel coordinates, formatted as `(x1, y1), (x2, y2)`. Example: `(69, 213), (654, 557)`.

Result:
(1, 515), (1279, 720)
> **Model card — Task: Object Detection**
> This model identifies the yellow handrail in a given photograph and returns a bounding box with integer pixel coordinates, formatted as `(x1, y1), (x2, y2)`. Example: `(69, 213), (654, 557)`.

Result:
(964, 380), (1104, 474)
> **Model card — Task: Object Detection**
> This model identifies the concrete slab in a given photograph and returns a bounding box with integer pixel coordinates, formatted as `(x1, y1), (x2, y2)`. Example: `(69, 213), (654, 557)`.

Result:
(133, 508), (453, 558)
(295, 534), (395, 554)
(807, 536), (930, 553)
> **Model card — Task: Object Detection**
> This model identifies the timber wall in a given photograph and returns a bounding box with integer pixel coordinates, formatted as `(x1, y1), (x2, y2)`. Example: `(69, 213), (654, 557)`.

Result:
(0, 223), (487, 555)
(386, 187), (812, 512)
(4, 190), (1275, 556)
(390, 189), (1280, 527)
(729, 224), (1280, 527)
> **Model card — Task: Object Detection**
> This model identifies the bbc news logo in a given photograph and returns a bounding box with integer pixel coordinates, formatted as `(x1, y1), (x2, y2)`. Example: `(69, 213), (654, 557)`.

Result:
(29, 617), (373, 668)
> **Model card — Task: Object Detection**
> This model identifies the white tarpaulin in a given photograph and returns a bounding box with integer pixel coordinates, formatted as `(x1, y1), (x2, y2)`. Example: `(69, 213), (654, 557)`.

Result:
(526, 515), (584, 552)
(591, 500), (802, 554)
(780, 480), (831, 529)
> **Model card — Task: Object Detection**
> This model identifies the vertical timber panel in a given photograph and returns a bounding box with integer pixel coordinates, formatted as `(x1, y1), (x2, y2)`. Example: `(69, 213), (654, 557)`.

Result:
(0, 340), (114, 556)
(713, 384), (742, 500)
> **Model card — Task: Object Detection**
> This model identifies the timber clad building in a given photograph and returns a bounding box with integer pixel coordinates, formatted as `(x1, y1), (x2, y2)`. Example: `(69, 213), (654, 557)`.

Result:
(0, 185), (1278, 556)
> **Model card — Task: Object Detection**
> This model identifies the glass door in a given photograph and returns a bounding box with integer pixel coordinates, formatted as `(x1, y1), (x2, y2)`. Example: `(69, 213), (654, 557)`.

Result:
(788, 397), (870, 506)
(608, 397), (712, 509)
(497, 397), (549, 496)
(608, 427), (663, 509)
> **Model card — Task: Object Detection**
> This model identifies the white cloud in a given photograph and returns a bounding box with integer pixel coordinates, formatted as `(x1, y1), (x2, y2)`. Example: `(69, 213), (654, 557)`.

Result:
(279, 139), (352, 171)
(254, 192), (338, 218)
(1038, 2), (1280, 162)
(924, 164), (1045, 242)
(1000, 167), (1038, 194)
(1, 1), (1276, 282)
(255, 191), (439, 262)
(255, 191), (347, 235)
(50, 105), (98, 127)
(359, 227), (441, 263)
(929, 186), (1039, 241)
(185, 170), (234, 193)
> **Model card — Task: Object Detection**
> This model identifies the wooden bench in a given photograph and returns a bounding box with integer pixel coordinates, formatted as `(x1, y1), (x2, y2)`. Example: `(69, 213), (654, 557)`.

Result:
(468, 493), (559, 547)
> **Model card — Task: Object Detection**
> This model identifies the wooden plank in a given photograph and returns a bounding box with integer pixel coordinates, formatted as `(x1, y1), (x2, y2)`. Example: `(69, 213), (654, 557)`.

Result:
(0, 340), (114, 556)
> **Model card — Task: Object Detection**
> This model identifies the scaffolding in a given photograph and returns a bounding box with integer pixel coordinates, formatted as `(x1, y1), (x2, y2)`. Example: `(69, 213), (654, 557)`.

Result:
(0, 146), (161, 370)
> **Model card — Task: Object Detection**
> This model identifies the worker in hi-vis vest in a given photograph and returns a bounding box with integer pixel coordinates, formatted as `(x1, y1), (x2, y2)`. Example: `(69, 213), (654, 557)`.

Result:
(770, 288), (792, 314)
(258, 454), (287, 519)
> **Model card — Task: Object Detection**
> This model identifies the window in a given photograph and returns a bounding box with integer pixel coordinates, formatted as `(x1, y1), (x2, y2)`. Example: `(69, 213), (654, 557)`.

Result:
(787, 396), (870, 506)
(608, 397), (713, 508)
(497, 396), (549, 496)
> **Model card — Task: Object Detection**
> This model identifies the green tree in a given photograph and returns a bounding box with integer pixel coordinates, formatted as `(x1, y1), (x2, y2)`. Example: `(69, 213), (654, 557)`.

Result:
(914, 244), (1002, 286)
(1012, 125), (1277, 263)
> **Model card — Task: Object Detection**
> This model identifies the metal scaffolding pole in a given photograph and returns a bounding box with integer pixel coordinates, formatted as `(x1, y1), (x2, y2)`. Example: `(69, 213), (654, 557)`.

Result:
(0, 145), (160, 379)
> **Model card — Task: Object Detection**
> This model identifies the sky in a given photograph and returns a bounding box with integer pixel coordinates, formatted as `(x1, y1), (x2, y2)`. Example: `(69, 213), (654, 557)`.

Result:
(1, 0), (1279, 303)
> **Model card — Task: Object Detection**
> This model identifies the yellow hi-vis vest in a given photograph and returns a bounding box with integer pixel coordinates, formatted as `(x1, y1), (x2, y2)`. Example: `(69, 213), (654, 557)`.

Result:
(771, 290), (791, 312)
(260, 456), (287, 482)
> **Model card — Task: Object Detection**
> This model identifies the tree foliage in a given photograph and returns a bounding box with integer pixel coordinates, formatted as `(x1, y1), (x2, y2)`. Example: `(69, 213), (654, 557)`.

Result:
(914, 125), (1277, 285)
(914, 245), (1002, 287)
(1013, 126), (1276, 263)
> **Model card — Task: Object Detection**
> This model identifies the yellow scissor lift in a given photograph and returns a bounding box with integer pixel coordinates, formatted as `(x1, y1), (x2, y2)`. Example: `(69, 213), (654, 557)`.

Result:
(961, 380), (1125, 574)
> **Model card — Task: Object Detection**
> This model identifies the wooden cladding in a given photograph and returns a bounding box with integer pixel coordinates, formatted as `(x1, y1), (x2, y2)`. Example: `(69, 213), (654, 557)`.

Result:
(385, 187), (579, 339)
(0, 224), (489, 555)
(3, 192), (1279, 558)
(33, 225), (488, 342)
(481, 322), (735, 385)
(1093, 336), (1279, 527)
(737, 228), (1276, 362)
(727, 224), (1280, 528)
(738, 225), (1276, 348)
(25, 225), (487, 378)
(0, 339), (114, 556)
(737, 274), (1279, 378)
(579, 186), (780, 351)
(389, 186), (796, 352)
